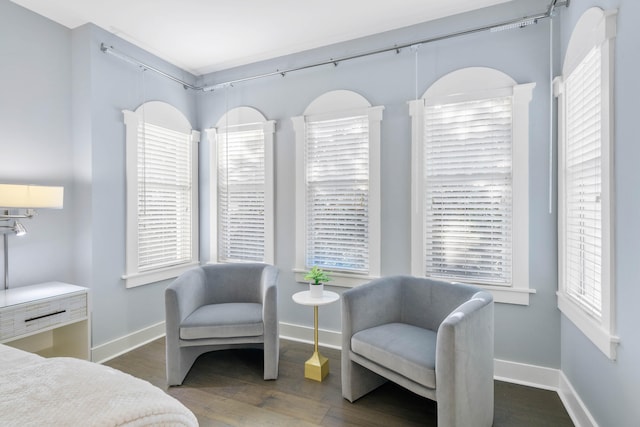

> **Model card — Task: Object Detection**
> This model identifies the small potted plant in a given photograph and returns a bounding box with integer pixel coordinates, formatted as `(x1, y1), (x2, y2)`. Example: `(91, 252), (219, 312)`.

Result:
(304, 266), (331, 298)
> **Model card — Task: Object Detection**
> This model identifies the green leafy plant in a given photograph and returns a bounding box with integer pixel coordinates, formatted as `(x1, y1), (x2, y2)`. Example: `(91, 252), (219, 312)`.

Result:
(304, 266), (331, 286)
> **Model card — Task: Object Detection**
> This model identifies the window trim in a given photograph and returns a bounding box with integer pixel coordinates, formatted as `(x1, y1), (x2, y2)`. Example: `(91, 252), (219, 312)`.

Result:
(410, 67), (535, 305)
(292, 90), (383, 287)
(122, 101), (200, 288)
(555, 7), (619, 359)
(206, 106), (275, 265)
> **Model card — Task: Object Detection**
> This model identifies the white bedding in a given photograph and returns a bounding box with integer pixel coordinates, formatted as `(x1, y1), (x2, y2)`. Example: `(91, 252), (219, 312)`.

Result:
(0, 344), (198, 427)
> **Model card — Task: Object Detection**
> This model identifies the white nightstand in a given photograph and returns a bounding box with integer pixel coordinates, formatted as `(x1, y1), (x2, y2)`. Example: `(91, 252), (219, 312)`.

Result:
(0, 282), (90, 360)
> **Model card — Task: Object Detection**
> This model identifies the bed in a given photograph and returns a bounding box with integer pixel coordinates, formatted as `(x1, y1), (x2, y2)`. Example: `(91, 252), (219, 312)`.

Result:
(0, 343), (198, 426)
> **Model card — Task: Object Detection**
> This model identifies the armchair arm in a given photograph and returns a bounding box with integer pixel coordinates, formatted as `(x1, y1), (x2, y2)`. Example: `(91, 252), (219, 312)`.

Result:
(260, 265), (279, 325)
(165, 267), (208, 330)
(260, 265), (279, 380)
(435, 291), (494, 427)
(341, 277), (402, 348)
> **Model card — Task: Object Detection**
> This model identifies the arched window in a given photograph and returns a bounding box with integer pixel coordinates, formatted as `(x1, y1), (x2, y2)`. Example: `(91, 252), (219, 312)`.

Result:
(206, 107), (275, 264)
(555, 7), (618, 359)
(292, 90), (383, 286)
(123, 101), (199, 287)
(410, 67), (535, 305)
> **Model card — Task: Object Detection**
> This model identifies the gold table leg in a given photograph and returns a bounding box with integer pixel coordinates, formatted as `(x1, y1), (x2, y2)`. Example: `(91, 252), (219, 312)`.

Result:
(304, 305), (329, 381)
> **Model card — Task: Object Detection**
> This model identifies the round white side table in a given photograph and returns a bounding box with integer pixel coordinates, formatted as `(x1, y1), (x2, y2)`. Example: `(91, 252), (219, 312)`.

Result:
(292, 290), (339, 381)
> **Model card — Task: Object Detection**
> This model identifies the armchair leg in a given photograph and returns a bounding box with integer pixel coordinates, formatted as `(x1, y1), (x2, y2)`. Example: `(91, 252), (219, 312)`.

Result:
(166, 346), (203, 386)
(263, 338), (279, 380)
(342, 359), (387, 402)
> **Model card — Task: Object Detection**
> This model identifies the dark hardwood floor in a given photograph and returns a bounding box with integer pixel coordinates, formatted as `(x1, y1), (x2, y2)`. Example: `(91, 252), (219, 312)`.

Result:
(105, 338), (574, 426)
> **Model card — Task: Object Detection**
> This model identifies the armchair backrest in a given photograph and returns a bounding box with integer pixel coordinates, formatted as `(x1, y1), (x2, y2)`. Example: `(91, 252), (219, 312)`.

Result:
(201, 263), (273, 304)
(399, 276), (485, 332)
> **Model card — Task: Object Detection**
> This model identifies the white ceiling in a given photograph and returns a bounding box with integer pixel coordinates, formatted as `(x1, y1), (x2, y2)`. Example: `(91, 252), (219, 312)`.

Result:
(11, 0), (511, 76)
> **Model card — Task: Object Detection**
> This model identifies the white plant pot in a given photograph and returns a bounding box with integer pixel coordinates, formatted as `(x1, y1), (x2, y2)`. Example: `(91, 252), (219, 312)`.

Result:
(309, 283), (324, 298)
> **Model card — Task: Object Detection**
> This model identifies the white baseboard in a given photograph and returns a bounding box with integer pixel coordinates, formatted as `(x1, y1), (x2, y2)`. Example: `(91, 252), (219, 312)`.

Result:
(494, 358), (560, 391)
(494, 359), (598, 427)
(558, 371), (599, 427)
(279, 321), (342, 349)
(91, 321), (166, 364)
(91, 321), (334, 364)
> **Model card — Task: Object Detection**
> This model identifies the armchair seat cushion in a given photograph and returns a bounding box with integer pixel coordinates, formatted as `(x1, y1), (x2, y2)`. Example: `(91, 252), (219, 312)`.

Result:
(180, 302), (264, 340)
(351, 322), (437, 389)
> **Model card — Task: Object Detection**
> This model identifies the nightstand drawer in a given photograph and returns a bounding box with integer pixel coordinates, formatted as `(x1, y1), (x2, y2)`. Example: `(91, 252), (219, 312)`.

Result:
(0, 293), (87, 342)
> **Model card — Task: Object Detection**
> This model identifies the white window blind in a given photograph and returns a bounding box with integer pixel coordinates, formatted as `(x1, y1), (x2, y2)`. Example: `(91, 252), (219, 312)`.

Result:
(217, 128), (266, 262)
(555, 7), (618, 358)
(137, 122), (193, 271)
(423, 96), (513, 286)
(563, 46), (602, 318)
(305, 115), (369, 273)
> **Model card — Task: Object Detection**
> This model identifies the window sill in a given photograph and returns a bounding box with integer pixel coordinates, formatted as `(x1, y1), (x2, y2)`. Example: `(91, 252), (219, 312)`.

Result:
(293, 269), (378, 288)
(477, 284), (535, 306)
(122, 261), (200, 288)
(417, 275), (534, 305)
(206, 260), (260, 265)
(294, 269), (535, 303)
(557, 292), (620, 360)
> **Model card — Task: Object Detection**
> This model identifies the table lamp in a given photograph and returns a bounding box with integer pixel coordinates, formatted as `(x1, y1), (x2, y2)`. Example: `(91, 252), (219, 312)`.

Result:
(0, 184), (64, 290)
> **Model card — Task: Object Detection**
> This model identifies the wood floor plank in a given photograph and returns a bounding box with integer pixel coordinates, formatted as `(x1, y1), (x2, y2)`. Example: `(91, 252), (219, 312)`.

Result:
(232, 387), (331, 424)
(105, 338), (574, 427)
(172, 386), (319, 427)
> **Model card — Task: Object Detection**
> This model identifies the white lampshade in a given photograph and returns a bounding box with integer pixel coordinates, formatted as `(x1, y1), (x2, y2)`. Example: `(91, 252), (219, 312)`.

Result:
(0, 184), (64, 209)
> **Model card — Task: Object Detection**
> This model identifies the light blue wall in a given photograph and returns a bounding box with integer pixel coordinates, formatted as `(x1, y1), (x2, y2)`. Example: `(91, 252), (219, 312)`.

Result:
(70, 24), (199, 346)
(1, 0), (199, 348)
(559, 1), (640, 426)
(0, 1), (74, 288)
(197, 0), (561, 367)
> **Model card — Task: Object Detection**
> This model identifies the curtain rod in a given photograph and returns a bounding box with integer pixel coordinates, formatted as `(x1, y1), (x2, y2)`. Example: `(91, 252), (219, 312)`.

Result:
(100, 43), (201, 90)
(100, 0), (568, 92)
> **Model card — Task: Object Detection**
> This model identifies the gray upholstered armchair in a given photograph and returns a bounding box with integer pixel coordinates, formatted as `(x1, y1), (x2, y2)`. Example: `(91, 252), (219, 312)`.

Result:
(342, 276), (494, 427)
(165, 263), (279, 386)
